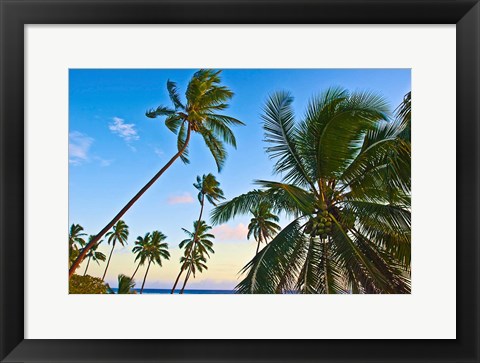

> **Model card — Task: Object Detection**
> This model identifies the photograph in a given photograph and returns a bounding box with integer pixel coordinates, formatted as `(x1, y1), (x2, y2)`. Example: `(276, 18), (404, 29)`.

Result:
(68, 68), (411, 294)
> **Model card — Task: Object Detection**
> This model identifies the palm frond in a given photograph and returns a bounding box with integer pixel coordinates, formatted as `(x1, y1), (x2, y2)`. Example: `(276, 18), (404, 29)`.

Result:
(236, 219), (306, 294)
(145, 105), (175, 119)
(167, 80), (185, 110)
(200, 126), (227, 171)
(177, 121), (190, 164)
(263, 91), (317, 190)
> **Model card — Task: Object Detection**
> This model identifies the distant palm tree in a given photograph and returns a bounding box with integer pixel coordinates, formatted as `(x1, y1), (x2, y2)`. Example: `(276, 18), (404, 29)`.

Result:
(139, 231), (170, 294)
(247, 201), (281, 255)
(177, 221), (215, 294)
(69, 69), (244, 278)
(131, 233), (150, 279)
(102, 220), (129, 281)
(170, 174), (224, 293)
(212, 88), (411, 294)
(179, 250), (208, 294)
(69, 224), (86, 269)
(82, 235), (106, 276)
(107, 274), (136, 294)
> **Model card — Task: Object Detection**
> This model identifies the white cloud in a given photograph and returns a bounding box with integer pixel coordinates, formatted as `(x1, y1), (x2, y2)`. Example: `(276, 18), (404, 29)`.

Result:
(211, 223), (249, 242)
(167, 192), (195, 205)
(154, 147), (164, 157)
(69, 131), (93, 165)
(109, 117), (139, 143)
(93, 156), (113, 167)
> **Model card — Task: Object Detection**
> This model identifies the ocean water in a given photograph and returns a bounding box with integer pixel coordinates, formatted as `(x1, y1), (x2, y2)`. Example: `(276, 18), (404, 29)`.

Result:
(112, 288), (235, 294)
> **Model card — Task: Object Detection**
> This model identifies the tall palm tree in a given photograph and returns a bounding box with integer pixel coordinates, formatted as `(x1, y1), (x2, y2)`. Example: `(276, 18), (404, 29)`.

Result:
(102, 220), (129, 281)
(138, 231), (170, 294)
(174, 221), (215, 294)
(69, 224), (86, 268)
(247, 201), (281, 255)
(69, 69), (244, 278)
(82, 235), (106, 276)
(171, 174), (224, 293)
(212, 88), (411, 294)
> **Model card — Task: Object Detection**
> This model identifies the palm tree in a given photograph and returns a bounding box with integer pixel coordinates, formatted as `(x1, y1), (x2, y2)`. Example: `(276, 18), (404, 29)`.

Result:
(69, 224), (86, 268)
(107, 274), (136, 294)
(138, 231), (170, 294)
(174, 221), (215, 294)
(82, 235), (106, 276)
(396, 91), (411, 142)
(69, 69), (244, 278)
(171, 174), (224, 293)
(247, 201), (281, 255)
(179, 250), (208, 294)
(101, 220), (129, 281)
(212, 88), (411, 294)
(131, 233), (150, 279)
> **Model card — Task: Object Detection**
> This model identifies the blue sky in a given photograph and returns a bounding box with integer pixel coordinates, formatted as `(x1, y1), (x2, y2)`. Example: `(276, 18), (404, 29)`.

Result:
(69, 68), (411, 289)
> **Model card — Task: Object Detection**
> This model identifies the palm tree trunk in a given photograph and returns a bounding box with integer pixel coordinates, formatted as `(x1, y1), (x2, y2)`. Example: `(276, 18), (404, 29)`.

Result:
(140, 260), (152, 294)
(184, 194), (205, 260)
(170, 268), (185, 294)
(131, 261), (142, 280)
(69, 123), (192, 278)
(83, 256), (91, 276)
(179, 269), (192, 294)
(102, 243), (115, 281)
(256, 240), (260, 255)
(191, 195), (205, 247)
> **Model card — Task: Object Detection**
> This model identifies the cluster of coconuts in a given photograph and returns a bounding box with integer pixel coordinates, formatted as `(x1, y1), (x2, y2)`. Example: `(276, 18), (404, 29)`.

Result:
(304, 202), (333, 239)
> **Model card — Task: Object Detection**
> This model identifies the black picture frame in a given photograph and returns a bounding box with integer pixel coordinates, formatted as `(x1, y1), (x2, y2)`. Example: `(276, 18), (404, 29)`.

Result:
(1, 0), (479, 362)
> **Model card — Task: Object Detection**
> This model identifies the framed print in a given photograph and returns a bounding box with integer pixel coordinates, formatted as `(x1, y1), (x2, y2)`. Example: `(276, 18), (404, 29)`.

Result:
(1, 0), (479, 362)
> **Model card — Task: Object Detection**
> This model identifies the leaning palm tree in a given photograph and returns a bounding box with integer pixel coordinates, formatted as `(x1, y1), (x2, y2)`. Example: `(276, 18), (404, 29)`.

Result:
(212, 88), (411, 294)
(139, 231), (170, 294)
(170, 174), (224, 293)
(69, 224), (86, 268)
(69, 69), (244, 278)
(247, 201), (281, 255)
(82, 235), (106, 276)
(101, 220), (129, 281)
(173, 221), (215, 294)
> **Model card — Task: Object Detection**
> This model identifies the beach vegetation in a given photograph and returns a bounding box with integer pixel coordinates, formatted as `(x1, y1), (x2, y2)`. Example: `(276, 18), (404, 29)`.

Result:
(171, 173), (224, 293)
(69, 274), (108, 294)
(212, 88), (411, 294)
(175, 220), (215, 294)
